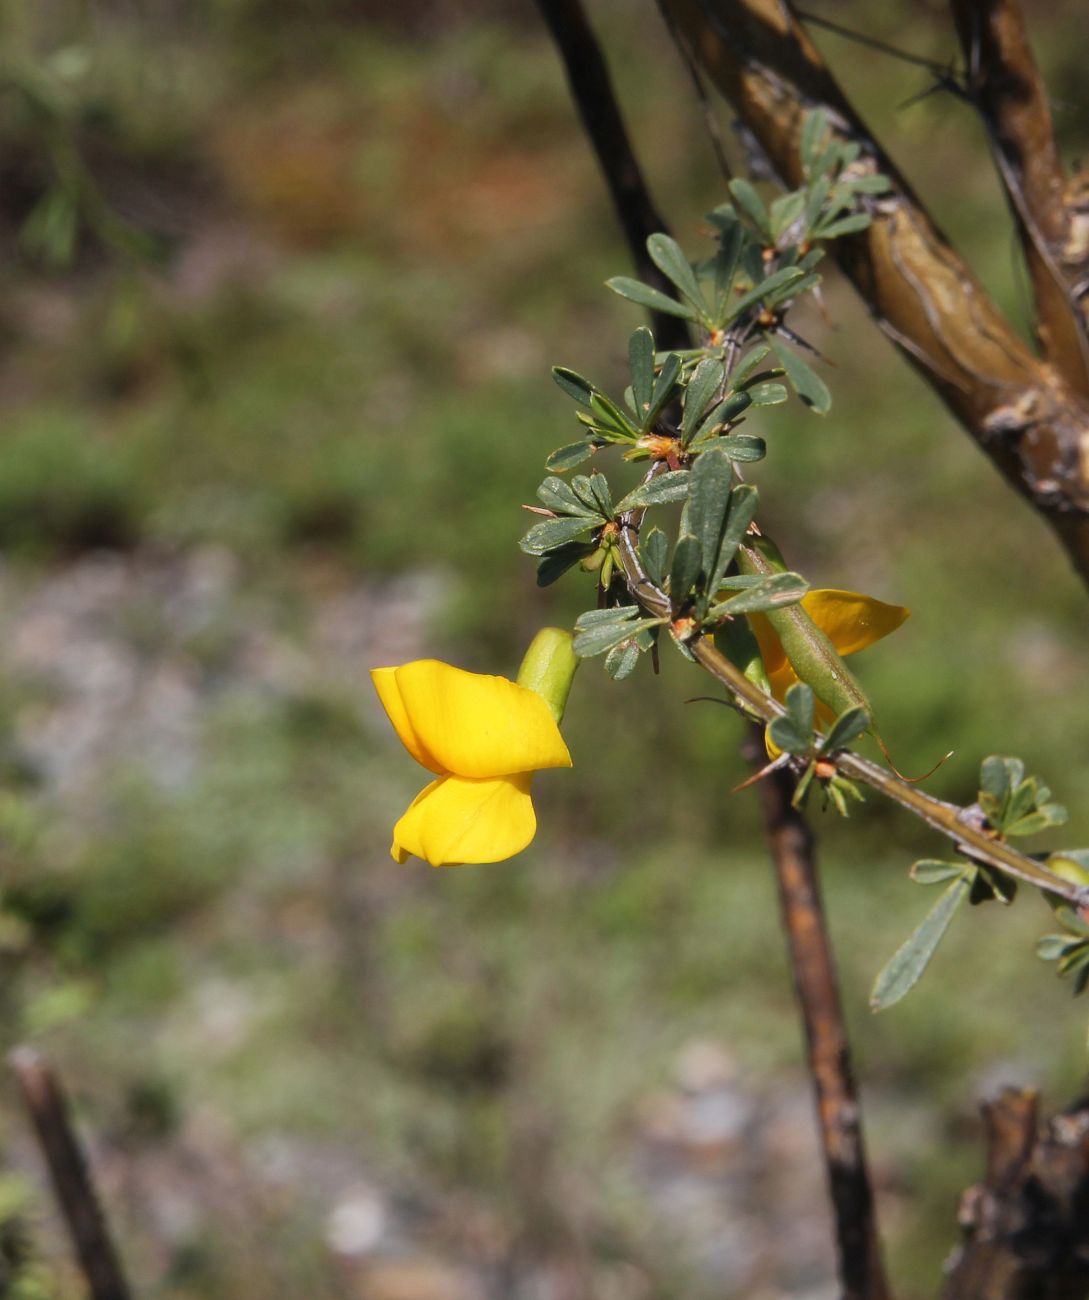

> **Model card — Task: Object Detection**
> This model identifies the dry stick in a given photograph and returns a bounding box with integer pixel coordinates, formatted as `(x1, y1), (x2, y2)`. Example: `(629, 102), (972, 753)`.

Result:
(657, 0), (1089, 587)
(749, 734), (890, 1300)
(949, 0), (1089, 397)
(9, 1047), (132, 1300)
(531, 0), (691, 354)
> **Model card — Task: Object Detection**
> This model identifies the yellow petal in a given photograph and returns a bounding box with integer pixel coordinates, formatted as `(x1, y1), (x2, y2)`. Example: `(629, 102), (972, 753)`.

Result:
(801, 589), (909, 658)
(390, 660), (572, 778)
(747, 612), (788, 677)
(371, 667), (443, 773)
(391, 773), (537, 866)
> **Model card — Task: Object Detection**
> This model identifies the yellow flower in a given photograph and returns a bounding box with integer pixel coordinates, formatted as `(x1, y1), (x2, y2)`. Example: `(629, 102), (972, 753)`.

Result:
(749, 588), (909, 723)
(371, 659), (572, 867)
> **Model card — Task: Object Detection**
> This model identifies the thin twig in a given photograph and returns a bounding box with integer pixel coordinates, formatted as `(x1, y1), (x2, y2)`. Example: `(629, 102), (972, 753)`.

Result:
(9, 1047), (132, 1300)
(613, 521), (1089, 908)
(747, 729), (890, 1300)
(531, 0), (691, 352)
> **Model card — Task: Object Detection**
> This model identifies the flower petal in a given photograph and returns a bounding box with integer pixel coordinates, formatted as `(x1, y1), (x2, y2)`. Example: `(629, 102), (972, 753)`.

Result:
(801, 589), (909, 657)
(391, 660), (572, 778)
(747, 612), (789, 678)
(371, 667), (443, 773)
(391, 773), (537, 866)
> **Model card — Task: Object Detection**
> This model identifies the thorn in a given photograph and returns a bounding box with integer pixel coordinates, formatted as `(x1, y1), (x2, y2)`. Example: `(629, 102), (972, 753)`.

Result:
(875, 731), (954, 783)
(733, 753), (791, 792)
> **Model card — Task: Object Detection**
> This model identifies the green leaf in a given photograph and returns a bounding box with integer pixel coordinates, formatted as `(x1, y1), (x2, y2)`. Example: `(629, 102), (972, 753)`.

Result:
(536, 541), (596, 587)
(669, 533), (701, 611)
(728, 178), (770, 237)
(685, 446), (736, 580)
(910, 860), (965, 885)
(647, 234), (707, 315)
(870, 874), (972, 1011)
(641, 527), (669, 587)
(646, 353), (682, 428)
(706, 571), (807, 619)
(615, 471), (690, 513)
(536, 476), (600, 517)
(820, 704), (870, 752)
(769, 191), (806, 242)
(606, 276), (697, 321)
(604, 639), (641, 680)
(785, 682), (815, 739)
(800, 108), (829, 174)
(629, 327), (655, 416)
(1036, 934), (1078, 962)
(545, 441), (593, 472)
(682, 358), (726, 442)
(552, 367), (595, 406)
(816, 212), (872, 239)
(980, 755), (1022, 809)
(711, 217), (743, 320)
(589, 392), (638, 440)
(769, 340), (832, 415)
(521, 515), (598, 555)
(689, 392), (752, 446)
(728, 267), (805, 321)
(745, 381), (790, 407)
(730, 344), (771, 388)
(707, 483), (760, 597)
(574, 608), (663, 658)
(587, 473), (614, 518)
(1006, 805), (1069, 838)
(718, 433), (766, 462)
(767, 686), (814, 754)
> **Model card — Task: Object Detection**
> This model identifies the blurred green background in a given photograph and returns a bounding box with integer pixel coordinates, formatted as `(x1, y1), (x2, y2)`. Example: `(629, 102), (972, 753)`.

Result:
(0, 1), (1086, 1296)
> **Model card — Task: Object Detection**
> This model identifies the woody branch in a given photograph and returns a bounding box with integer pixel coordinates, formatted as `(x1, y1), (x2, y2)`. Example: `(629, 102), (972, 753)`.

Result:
(656, 0), (1089, 586)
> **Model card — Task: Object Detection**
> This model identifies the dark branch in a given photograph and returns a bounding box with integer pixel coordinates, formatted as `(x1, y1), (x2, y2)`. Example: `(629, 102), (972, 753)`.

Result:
(532, 0), (691, 352)
(940, 1087), (1089, 1299)
(9, 1047), (132, 1300)
(747, 730), (892, 1300)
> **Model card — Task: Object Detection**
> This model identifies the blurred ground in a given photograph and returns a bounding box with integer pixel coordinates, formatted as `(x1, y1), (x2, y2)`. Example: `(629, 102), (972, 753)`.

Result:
(0, 1), (1087, 1297)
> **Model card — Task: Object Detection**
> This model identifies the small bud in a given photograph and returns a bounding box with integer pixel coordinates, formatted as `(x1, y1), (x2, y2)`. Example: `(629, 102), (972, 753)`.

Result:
(516, 628), (578, 725)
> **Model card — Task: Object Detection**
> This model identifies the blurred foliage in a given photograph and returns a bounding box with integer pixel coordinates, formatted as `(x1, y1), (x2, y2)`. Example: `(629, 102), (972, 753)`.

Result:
(0, 0), (1084, 1297)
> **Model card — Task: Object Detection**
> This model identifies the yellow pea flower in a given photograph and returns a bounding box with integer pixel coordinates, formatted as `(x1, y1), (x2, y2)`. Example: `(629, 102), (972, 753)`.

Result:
(371, 657), (572, 867)
(748, 588), (909, 725)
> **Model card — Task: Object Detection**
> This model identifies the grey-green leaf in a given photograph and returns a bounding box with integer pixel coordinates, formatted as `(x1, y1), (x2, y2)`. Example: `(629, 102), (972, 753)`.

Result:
(821, 705), (870, 752)
(607, 276), (697, 320)
(669, 533), (701, 610)
(552, 366), (595, 406)
(770, 340), (832, 415)
(536, 476), (600, 517)
(641, 527), (669, 587)
(615, 471), (690, 513)
(629, 327), (655, 416)
(521, 515), (598, 555)
(545, 441), (593, 472)
(728, 267), (805, 321)
(647, 233), (707, 314)
(870, 875), (972, 1011)
(682, 358), (726, 440)
(706, 571), (807, 619)
(910, 860), (966, 886)
(728, 178), (770, 237)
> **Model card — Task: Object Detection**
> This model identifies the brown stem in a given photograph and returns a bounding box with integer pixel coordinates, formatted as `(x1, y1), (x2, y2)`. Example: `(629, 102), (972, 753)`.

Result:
(531, 0), (691, 353)
(940, 1088), (1089, 1298)
(9, 1047), (132, 1300)
(949, 0), (1089, 395)
(748, 728), (891, 1299)
(656, 0), (1089, 587)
